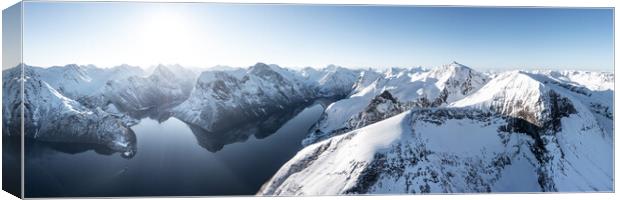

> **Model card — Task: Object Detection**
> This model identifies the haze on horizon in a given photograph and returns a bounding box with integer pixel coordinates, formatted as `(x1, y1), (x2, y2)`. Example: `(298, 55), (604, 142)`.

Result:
(12, 2), (614, 71)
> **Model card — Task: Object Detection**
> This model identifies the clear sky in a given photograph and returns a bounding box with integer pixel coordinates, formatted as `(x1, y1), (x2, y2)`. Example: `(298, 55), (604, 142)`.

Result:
(2, 2), (21, 70)
(21, 2), (613, 71)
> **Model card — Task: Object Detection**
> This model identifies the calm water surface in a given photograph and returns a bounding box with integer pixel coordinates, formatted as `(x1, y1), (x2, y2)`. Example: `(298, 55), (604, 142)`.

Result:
(24, 103), (325, 197)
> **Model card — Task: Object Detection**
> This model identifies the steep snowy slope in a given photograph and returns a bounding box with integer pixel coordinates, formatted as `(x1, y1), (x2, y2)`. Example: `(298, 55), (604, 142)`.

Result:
(173, 63), (316, 133)
(260, 70), (612, 195)
(527, 70), (614, 138)
(261, 109), (543, 195)
(2, 66), (136, 156)
(303, 62), (488, 146)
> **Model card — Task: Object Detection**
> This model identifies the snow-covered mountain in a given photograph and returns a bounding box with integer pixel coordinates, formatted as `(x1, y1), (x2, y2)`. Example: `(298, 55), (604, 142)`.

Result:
(453, 70), (613, 138)
(31, 64), (145, 100)
(259, 68), (613, 195)
(301, 64), (362, 98)
(2, 66), (137, 157)
(303, 62), (489, 146)
(2, 66), (23, 137)
(173, 63), (316, 133)
(104, 64), (198, 115)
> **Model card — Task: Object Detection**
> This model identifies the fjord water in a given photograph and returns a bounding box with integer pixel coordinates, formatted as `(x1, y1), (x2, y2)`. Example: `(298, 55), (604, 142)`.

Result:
(24, 103), (325, 197)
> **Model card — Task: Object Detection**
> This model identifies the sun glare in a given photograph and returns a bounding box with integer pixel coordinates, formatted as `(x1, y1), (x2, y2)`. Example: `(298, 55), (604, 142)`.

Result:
(136, 10), (200, 66)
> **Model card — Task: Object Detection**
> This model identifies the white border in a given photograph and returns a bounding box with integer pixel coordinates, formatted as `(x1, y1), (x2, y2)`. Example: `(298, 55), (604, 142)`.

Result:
(0, 1), (617, 200)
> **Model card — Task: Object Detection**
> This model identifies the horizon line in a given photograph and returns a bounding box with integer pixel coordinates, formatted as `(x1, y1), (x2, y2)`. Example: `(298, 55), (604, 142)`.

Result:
(4, 61), (615, 73)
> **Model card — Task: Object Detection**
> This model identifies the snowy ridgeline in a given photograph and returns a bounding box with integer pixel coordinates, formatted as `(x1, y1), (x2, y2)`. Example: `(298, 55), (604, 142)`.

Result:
(1, 61), (614, 193)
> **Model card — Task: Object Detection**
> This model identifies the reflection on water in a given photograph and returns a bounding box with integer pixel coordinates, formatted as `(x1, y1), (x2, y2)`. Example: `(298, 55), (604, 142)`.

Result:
(187, 105), (307, 152)
(23, 103), (325, 197)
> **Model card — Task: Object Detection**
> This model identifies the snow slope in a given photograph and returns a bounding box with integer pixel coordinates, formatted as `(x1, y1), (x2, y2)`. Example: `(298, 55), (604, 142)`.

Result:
(261, 109), (546, 195)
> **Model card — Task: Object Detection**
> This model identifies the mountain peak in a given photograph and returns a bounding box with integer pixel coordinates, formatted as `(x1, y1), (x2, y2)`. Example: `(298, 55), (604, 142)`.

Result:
(426, 62), (479, 80)
(376, 90), (398, 104)
(153, 64), (174, 75)
(253, 62), (270, 68)
(65, 63), (80, 68)
(151, 64), (192, 80)
(450, 71), (553, 125)
(116, 64), (135, 68)
(248, 62), (274, 73)
(112, 64), (141, 72)
(61, 64), (87, 72)
(446, 61), (471, 70)
(324, 64), (343, 71)
(384, 67), (406, 77)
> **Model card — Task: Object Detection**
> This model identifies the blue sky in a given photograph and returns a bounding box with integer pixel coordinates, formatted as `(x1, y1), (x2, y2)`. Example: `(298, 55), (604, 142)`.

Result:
(2, 2), (21, 69)
(21, 2), (613, 71)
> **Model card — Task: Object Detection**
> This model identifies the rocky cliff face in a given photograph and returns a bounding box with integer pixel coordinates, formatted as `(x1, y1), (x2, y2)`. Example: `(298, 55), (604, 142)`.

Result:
(346, 90), (405, 130)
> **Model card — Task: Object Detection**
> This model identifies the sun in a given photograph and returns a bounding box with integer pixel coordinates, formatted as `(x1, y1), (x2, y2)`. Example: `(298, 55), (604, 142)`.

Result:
(136, 10), (198, 66)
